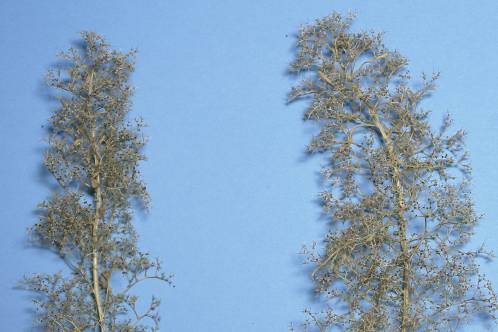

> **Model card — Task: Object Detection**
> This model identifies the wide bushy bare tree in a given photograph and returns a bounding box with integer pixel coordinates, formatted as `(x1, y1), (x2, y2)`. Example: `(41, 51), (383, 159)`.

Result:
(22, 32), (171, 331)
(289, 13), (497, 331)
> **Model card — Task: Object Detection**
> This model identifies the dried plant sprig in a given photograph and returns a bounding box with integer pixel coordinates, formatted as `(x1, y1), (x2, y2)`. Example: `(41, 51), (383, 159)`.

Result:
(21, 32), (171, 332)
(289, 13), (497, 332)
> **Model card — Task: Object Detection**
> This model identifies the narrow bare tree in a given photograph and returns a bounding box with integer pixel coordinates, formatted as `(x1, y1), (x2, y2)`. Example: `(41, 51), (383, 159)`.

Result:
(289, 13), (497, 331)
(22, 32), (171, 331)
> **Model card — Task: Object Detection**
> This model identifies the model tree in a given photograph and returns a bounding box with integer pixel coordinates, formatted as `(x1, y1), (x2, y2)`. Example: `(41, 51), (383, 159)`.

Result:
(22, 32), (171, 331)
(289, 13), (497, 331)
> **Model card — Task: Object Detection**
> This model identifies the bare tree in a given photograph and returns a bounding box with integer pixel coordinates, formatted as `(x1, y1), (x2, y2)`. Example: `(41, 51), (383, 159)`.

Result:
(21, 32), (172, 332)
(289, 13), (497, 332)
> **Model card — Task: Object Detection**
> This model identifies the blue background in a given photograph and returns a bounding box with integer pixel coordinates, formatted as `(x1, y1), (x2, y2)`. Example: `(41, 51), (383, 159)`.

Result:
(1, 1), (498, 331)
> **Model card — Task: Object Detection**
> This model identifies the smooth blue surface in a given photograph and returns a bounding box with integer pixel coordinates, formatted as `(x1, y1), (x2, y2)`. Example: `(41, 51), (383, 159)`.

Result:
(1, 1), (498, 331)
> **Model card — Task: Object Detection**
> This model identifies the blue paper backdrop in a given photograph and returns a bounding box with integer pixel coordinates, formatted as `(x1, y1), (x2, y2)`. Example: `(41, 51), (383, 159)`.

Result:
(1, 1), (498, 331)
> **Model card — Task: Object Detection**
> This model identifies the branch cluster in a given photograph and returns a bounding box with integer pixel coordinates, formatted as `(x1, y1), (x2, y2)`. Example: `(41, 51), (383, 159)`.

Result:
(21, 32), (171, 332)
(289, 13), (497, 332)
